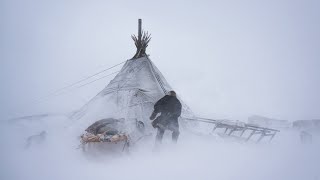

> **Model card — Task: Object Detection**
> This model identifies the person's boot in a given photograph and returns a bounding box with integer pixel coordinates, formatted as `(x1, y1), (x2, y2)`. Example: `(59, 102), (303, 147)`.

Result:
(172, 131), (180, 144)
(153, 128), (165, 151)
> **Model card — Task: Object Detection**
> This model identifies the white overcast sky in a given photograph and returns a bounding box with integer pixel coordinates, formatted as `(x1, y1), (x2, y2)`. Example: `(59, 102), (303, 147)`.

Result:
(1, 0), (320, 121)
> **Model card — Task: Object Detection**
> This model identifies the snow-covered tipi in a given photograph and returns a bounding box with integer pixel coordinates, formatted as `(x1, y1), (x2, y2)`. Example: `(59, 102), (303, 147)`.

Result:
(71, 19), (195, 137)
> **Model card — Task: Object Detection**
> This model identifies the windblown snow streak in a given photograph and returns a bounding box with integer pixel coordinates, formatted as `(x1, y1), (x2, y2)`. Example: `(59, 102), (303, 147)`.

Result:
(1, 116), (319, 180)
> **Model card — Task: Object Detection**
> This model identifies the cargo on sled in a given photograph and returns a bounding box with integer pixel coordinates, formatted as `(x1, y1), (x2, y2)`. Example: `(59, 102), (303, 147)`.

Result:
(79, 118), (130, 153)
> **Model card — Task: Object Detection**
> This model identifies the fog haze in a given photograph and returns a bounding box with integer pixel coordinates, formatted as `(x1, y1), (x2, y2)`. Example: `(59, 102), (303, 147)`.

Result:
(1, 0), (320, 121)
(1, 1), (320, 180)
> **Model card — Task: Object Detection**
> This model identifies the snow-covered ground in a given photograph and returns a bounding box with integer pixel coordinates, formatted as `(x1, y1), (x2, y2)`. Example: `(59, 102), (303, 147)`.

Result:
(1, 115), (319, 180)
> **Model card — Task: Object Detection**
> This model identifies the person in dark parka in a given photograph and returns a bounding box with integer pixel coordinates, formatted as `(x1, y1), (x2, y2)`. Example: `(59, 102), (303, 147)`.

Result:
(150, 91), (182, 144)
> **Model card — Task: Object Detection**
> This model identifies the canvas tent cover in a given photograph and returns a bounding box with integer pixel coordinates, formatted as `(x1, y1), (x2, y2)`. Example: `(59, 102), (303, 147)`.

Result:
(71, 57), (195, 137)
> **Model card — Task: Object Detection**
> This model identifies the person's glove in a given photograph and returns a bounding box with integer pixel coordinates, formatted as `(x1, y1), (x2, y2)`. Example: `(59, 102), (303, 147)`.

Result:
(150, 111), (157, 120)
(152, 119), (159, 128)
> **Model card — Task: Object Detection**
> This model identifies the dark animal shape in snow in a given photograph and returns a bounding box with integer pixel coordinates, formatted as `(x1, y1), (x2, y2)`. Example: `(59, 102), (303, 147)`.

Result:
(25, 131), (47, 148)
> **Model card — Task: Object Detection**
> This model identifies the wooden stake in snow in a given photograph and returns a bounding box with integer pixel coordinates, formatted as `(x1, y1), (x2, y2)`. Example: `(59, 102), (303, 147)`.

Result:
(132, 19), (151, 59)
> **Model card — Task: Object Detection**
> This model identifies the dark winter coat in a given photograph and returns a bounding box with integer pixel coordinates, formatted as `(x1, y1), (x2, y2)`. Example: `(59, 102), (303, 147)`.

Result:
(152, 95), (182, 127)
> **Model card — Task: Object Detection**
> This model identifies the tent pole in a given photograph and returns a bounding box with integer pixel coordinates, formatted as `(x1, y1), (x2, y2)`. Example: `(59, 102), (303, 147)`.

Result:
(138, 19), (142, 43)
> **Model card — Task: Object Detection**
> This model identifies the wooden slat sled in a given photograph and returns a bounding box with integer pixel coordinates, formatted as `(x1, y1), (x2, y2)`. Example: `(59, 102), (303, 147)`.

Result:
(183, 117), (280, 143)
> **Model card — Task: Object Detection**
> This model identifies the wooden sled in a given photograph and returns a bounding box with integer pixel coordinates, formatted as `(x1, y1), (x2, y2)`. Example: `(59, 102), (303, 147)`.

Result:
(79, 133), (130, 154)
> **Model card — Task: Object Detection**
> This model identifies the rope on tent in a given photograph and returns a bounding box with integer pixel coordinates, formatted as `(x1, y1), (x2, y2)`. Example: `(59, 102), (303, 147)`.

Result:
(76, 71), (120, 88)
(35, 60), (127, 103)
(36, 71), (120, 105)
(48, 60), (127, 94)
(147, 57), (167, 95)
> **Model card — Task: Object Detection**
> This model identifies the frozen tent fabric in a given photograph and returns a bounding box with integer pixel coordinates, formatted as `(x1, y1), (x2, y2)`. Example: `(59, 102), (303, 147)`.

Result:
(70, 57), (196, 136)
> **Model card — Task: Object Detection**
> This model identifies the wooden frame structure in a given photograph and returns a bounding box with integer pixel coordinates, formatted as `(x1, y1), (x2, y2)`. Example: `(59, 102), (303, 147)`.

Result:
(131, 19), (151, 59)
(184, 117), (279, 143)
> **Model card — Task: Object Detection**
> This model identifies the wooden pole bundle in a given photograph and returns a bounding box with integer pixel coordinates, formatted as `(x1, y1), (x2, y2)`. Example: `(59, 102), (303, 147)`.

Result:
(132, 19), (151, 59)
